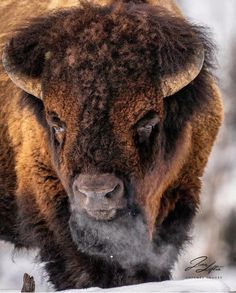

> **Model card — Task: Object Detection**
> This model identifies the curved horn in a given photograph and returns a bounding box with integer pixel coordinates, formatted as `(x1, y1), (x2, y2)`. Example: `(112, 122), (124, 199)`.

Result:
(161, 47), (205, 97)
(2, 43), (42, 99)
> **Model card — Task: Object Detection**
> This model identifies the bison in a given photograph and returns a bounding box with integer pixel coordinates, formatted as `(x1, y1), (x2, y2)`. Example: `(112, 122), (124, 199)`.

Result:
(0, 0), (223, 290)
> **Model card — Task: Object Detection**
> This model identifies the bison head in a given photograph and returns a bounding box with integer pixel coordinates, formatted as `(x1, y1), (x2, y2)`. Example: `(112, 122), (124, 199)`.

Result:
(3, 1), (209, 266)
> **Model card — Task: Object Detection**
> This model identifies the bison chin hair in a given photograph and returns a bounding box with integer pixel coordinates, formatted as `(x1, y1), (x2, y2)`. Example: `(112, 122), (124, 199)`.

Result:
(69, 204), (179, 276)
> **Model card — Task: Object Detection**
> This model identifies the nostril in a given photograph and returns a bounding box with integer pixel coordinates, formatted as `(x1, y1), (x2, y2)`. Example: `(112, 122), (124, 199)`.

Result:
(80, 191), (87, 198)
(73, 184), (87, 198)
(104, 184), (120, 199)
(78, 189), (88, 198)
(104, 191), (113, 199)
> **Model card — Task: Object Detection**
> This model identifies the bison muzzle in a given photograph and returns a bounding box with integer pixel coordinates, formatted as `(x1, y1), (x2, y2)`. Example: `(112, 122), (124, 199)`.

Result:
(72, 173), (126, 220)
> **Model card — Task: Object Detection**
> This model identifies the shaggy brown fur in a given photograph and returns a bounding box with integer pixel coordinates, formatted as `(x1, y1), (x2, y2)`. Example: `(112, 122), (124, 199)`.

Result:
(0, 0), (223, 290)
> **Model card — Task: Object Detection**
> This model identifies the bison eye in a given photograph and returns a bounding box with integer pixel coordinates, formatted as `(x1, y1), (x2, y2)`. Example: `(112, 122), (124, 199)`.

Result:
(135, 112), (160, 144)
(53, 124), (65, 135)
(52, 125), (65, 145)
(46, 112), (66, 145)
(52, 125), (65, 133)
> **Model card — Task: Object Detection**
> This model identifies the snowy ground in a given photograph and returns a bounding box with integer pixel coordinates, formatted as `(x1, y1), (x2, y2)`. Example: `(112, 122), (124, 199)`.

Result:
(61, 279), (230, 292)
(0, 242), (51, 291)
(0, 278), (232, 293)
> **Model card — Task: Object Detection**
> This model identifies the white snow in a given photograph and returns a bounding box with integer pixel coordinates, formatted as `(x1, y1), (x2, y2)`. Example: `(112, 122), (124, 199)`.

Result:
(0, 279), (230, 293)
(64, 279), (230, 293)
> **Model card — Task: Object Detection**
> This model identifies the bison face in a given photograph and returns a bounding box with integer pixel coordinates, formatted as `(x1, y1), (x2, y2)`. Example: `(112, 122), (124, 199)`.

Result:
(3, 2), (206, 260)
(42, 80), (163, 225)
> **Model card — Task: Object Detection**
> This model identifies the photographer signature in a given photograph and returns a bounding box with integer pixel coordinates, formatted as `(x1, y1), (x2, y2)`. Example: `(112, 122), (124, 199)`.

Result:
(185, 256), (223, 274)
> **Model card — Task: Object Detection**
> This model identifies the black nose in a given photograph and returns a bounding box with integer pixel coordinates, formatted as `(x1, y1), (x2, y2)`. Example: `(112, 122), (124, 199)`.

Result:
(72, 173), (126, 219)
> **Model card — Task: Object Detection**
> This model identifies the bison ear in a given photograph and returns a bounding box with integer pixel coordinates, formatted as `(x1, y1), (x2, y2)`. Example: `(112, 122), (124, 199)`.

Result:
(160, 47), (205, 97)
(2, 36), (47, 100)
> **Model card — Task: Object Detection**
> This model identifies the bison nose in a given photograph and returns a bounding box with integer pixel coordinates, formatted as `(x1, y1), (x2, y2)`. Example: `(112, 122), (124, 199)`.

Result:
(77, 184), (119, 200)
(72, 173), (126, 220)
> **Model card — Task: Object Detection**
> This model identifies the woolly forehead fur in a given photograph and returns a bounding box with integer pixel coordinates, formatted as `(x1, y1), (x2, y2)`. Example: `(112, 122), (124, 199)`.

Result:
(8, 1), (212, 101)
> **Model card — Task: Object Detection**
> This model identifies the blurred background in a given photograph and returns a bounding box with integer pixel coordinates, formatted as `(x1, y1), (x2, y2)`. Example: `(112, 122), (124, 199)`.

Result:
(0, 0), (236, 291)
